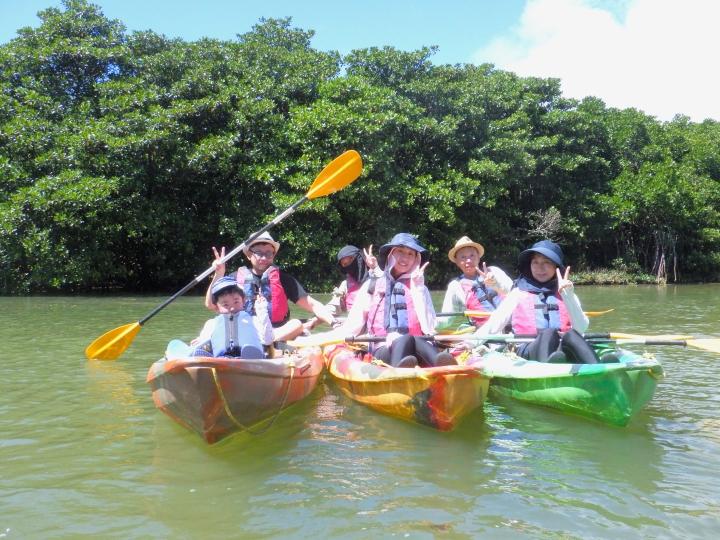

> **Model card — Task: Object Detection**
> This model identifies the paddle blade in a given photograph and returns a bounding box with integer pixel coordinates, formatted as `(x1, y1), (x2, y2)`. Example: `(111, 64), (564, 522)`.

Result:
(687, 339), (720, 354)
(609, 333), (694, 341)
(306, 150), (362, 199)
(586, 309), (613, 316)
(85, 322), (141, 360)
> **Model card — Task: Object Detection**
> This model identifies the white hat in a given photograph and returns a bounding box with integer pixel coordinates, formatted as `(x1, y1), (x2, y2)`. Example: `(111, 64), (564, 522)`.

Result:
(448, 236), (485, 261)
(244, 232), (280, 256)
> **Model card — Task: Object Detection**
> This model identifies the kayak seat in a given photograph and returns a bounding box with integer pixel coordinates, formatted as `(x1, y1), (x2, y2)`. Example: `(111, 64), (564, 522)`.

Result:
(241, 345), (264, 360)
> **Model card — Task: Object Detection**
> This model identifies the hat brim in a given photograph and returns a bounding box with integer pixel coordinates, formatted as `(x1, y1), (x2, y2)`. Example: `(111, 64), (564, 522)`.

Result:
(518, 247), (564, 270)
(378, 243), (429, 270)
(448, 241), (485, 262)
(244, 237), (280, 256)
(211, 280), (243, 296)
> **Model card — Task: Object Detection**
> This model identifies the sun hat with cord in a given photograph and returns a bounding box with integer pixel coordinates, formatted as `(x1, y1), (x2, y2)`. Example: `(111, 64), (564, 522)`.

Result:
(243, 232), (280, 256)
(447, 236), (485, 262)
(517, 239), (565, 272)
(377, 233), (430, 271)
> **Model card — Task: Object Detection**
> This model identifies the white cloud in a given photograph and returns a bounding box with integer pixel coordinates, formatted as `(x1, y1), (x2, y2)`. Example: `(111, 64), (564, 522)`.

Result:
(472, 0), (720, 122)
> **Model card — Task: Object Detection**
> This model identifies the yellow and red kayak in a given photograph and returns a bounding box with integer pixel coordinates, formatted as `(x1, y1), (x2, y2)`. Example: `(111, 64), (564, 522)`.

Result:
(323, 345), (489, 431)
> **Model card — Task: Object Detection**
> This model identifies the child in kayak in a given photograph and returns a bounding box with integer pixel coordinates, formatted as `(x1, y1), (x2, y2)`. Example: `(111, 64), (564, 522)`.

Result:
(190, 276), (273, 358)
(328, 233), (457, 368)
(472, 240), (600, 364)
(436, 236), (513, 331)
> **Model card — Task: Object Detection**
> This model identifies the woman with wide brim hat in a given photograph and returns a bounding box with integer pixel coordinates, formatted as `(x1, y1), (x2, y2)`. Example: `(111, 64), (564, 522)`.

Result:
(437, 236), (513, 331)
(329, 233), (457, 368)
(469, 239), (601, 364)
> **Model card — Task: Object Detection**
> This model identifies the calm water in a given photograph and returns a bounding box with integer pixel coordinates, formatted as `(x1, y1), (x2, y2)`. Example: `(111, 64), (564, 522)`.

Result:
(1, 285), (719, 539)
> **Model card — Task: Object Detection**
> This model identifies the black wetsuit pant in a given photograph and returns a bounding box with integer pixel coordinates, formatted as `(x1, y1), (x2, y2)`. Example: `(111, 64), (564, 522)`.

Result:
(517, 328), (599, 364)
(373, 334), (443, 367)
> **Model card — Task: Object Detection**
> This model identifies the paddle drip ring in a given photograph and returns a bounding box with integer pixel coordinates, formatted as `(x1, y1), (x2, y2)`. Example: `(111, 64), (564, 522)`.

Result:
(211, 362), (296, 435)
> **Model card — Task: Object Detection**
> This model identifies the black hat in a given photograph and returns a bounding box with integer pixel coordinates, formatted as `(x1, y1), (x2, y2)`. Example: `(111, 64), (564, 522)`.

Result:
(517, 240), (565, 270)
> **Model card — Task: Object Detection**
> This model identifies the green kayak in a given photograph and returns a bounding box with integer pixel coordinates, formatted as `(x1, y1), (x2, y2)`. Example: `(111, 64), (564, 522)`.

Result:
(468, 347), (664, 427)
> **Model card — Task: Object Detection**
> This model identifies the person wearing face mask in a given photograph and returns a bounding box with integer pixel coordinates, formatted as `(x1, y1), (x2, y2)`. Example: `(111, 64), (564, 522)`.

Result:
(328, 233), (458, 368)
(304, 245), (382, 331)
(472, 240), (600, 364)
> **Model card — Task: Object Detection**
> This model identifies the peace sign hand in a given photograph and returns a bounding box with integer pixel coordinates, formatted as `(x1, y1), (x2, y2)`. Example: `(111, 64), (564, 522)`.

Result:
(478, 262), (496, 286)
(411, 261), (430, 286)
(556, 266), (573, 293)
(212, 246), (226, 277)
(363, 245), (378, 270)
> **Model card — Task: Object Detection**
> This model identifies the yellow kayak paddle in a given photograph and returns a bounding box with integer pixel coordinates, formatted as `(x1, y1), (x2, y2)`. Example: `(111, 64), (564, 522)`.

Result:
(86, 150), (363, 361)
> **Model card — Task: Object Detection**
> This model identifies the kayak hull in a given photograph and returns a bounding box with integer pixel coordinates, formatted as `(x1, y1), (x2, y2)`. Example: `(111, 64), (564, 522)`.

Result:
(469, 349), (664, 427)
(147, 346), (324, 444)
(324, 345), (490, 431)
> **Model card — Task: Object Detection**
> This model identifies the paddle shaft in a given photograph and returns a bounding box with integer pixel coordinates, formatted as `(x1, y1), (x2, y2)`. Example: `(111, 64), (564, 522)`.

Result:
(343, 335), (693, 347)
(139, 197), (308, 326)
(438, 311), (611, 318)
(343, 335), (468, 344)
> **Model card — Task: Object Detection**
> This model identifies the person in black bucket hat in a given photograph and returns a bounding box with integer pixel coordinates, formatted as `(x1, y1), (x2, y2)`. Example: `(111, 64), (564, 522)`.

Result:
(318, 233), (458, 368)
(468, 239), (609, 364)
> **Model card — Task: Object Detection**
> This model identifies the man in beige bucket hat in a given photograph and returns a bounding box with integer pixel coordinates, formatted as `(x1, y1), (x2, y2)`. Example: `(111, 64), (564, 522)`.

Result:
(205, 232), (337, 344)
(437, 236), (513, 331)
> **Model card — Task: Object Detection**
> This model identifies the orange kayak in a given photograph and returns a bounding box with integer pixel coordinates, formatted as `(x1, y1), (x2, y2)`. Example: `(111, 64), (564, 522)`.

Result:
(147, 345), (324, 444)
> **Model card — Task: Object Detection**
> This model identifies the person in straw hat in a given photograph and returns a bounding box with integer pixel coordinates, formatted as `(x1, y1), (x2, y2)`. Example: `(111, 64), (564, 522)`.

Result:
(436, 236), (512, 331)
(205, 232), (337, 344)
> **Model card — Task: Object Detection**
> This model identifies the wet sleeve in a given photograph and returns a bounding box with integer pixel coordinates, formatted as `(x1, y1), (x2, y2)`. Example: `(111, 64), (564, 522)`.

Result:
(474, 289), (518, 337)
(561, 287), (590, 333)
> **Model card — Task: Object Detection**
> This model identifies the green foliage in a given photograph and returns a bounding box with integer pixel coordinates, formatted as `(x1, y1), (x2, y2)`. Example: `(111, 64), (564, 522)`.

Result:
(1, 1), (719, 294)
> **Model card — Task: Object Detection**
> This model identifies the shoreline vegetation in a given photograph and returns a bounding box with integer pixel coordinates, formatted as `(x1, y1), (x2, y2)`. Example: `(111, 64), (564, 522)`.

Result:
(2, 1), (719, 295)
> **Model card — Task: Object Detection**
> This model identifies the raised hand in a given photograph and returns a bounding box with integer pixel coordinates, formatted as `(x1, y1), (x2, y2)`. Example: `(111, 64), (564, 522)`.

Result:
(411, 261), (430, 286)
(212, 246), (226, 277)
(478, 262), (496, 286)
(363, 244), (378, 269)
(556, 266), (573, 292)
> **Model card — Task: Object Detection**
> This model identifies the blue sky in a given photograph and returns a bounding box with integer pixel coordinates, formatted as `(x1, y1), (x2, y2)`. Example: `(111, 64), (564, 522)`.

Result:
(0, 0), (527, 65)
(1, 0), (718, 122)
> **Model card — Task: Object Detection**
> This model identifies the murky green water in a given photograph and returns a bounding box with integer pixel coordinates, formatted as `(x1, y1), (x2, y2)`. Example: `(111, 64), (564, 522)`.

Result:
(2, 285), (719, 538)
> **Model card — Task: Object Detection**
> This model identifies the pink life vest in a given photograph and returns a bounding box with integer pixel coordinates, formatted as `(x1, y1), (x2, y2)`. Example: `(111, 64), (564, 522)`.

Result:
(345, 275), (361, 313)
(236, 265), (289, 324)
(457, 277), (503, 326)
(512, 289), (571, 334)
(366, 277), (423, 337)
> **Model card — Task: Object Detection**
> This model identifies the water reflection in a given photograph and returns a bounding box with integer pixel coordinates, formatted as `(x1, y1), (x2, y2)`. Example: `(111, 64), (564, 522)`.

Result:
(1, 289), (720, 538)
